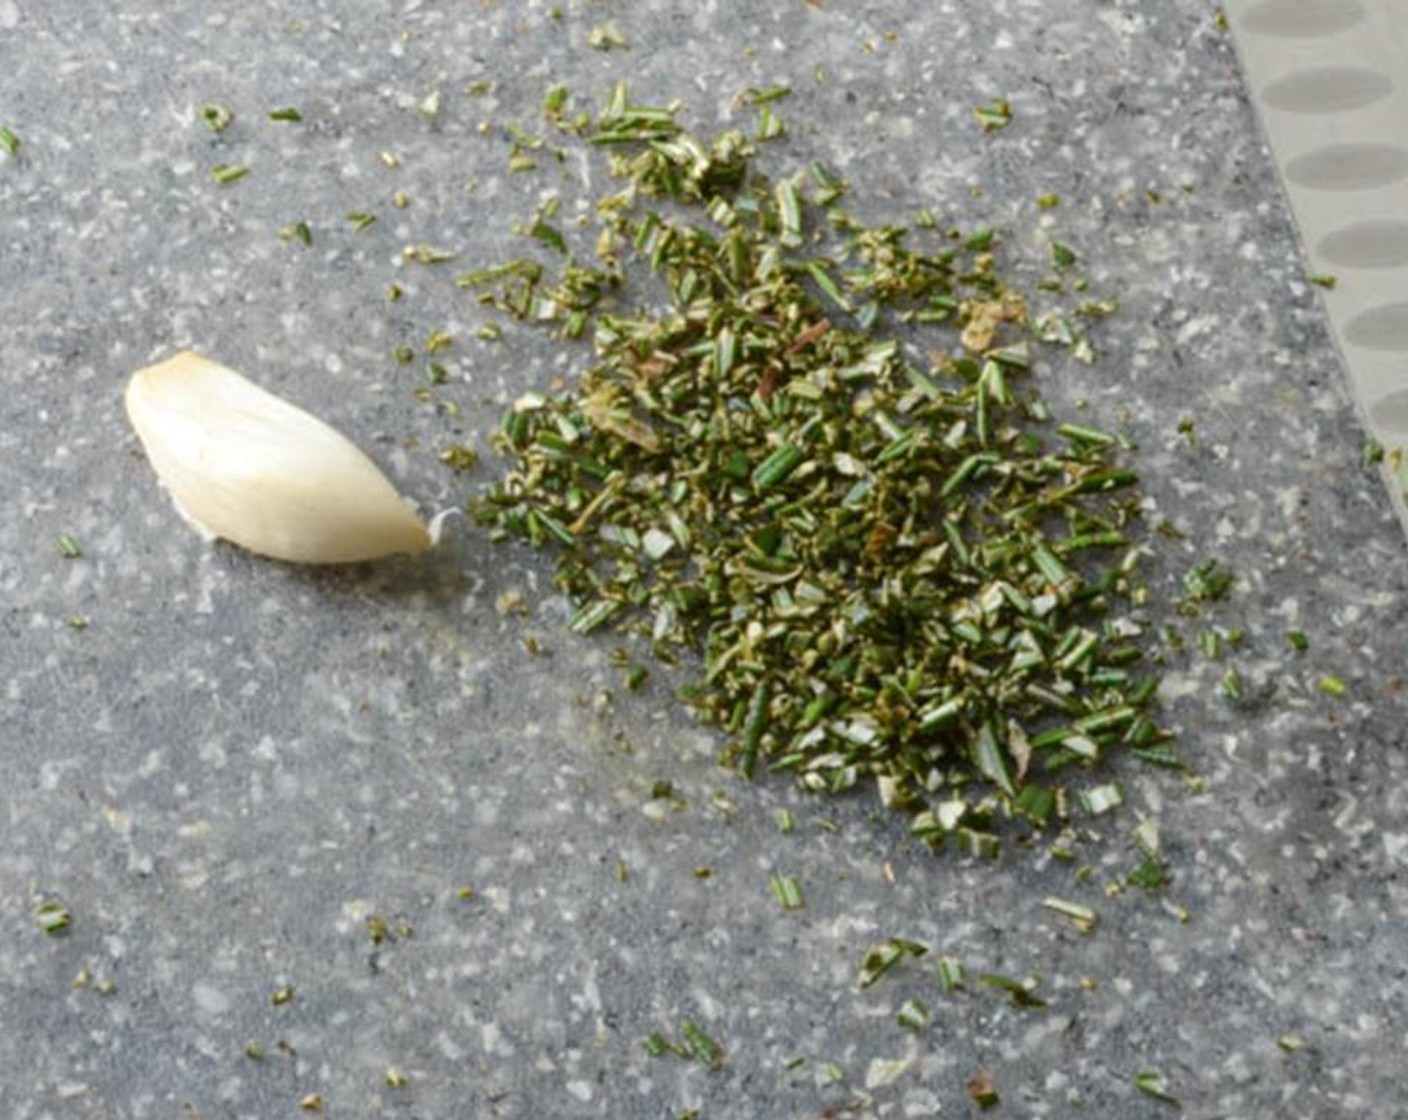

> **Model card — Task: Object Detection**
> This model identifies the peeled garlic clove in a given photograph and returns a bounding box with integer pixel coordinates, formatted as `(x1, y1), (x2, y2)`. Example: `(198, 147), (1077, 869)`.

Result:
(124, 351), (433, 564)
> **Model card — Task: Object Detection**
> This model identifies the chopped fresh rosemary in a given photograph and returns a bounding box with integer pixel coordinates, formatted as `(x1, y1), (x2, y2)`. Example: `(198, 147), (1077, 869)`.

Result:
(973, 98), (1013, 132)
(966, 1071), (1000, 1110)
(936, 955), (967, 992)
(210, 163), (249, 185)
(1132, 1069), (1178, 1105)
(56, 534), (82, 559)
(587, 23), (629, 50)
(977, 972), (1046, 1007)
(280, 221), (313, 246)
(268, 107), (302, 122)
(896, 997), (930, 1030)
(770, 873), (805, 910)
(1041, 895), (1097, 932)
(199, 103), (233, 133)
(857, 937), (928, 988)
(1318, 674), (1347, 699)
(35, 900), (72, 935)
(1181, 558), (1233, 604)
(475, 84), (1169, 850)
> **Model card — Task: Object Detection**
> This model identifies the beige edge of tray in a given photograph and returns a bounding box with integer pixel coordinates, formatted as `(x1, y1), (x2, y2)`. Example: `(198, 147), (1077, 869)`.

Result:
(1227, 0), (1408, 534)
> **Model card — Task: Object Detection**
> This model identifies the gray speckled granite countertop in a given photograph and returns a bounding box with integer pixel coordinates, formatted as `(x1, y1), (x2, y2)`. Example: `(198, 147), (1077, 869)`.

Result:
(5, 2), (1408, 1117)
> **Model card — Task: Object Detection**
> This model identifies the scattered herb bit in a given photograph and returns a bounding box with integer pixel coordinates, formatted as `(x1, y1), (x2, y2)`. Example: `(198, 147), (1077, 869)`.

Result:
(1036, 192), (1060, 210)
(477, 322), (503, 342)
(1308, 273), (1337, 290)
(770, 874), (805, 910)
(977, 972), (1046, 1007)
(1049, 240), (1076, 271)
(199, 103), (234, 133)
(271, 986), (295, 1006)
(440, 444), (480, 472)
(776, 809), (796, 833)
(1182, 558), (1233, 604)
(425, 330), (454, 354)
(35, 900), (72, 935)
(280, 221), (313, 246)
(757, 103), (787, 141)
(418, 89), (442, 118)
(404, 244), (457, 264)
(1318, 674), (1347, 699)
(966, 1071), (1000, 1110)
(244, 1041), (264, 1060)
(896, 998), (930, 1030)
(973, 97), (1012, 132)
(0, 125), (19, 156)
(56, 534), (82, 559)
(1079, 783), (1124, 816)
(858, 937), (928, 988)
(643, 1022), (725, 1067)
(1133, 817), (1161, 858)
(346, 211), (376, 231)
(679, 1019), (726, 1068)
(1277, 1033), (1307, 1053)
(507, 147), (538, 173)
(1041, 895), (1097, 932)
(268, 107), (302, 122)
(543, 84), (570, 118)
(385, 1067), (410, 1088)
(366, 913), (392, 944)
(298, 1093), (325, 1112)
(64, 613), (89, 630)
(1127, 853), (1167, 889)
(1364, 438), (1385, 466)
(643, 1032), (684, 1058)
(387, 283), (403, 302)
(210, 163), (249, 185)
(1132, 1069), (1178, 1105)
(936, 956), (967, 993)
(1196, 629), (1222, 660)
(393, 346), (415, 364)
(587, 23), (629, 49)
(393, 190), (411, 209)
(1220, 667), (1243, 701)
(380, 150), (401, 168)
(1286, 630), (1308, 652)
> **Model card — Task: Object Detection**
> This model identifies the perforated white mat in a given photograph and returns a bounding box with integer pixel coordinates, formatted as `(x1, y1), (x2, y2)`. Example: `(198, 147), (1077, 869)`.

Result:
(1229, 0), (1408, 527)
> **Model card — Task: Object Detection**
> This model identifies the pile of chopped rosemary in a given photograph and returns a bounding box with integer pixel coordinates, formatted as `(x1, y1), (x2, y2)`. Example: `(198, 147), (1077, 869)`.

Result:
(473, 84), (1169, 854)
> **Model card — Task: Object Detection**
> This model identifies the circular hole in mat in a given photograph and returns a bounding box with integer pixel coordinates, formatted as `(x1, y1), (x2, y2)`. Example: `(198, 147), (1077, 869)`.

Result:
(1262, 66), (1391, 114)
(1318, 221), (1408, 268)
(1242, 0), (1365, 38)
(1344, 303), (1408, 351)
(1369, 388), (1408, 434)
(1285, 143), (1408, 191)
